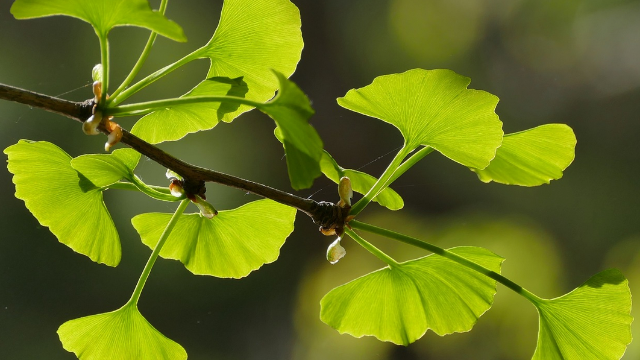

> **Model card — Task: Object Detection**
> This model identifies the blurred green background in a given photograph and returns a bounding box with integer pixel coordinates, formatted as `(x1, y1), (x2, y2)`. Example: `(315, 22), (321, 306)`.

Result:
(1, 0), (639, 359)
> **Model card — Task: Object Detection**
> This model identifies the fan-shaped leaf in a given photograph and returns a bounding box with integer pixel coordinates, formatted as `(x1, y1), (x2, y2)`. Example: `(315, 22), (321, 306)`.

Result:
(320, 246), (503, 345)
(259, 72), (322, 189)
(71, 148), (139, 187)
(132, 77), (249, 144)
(472, 124), (576, 186)
(58, 304), (186, 360)
(337, 69), (503, 169)
(132, 0), (303, 143)
(198, 0), (303, 113)
(531, 269), (632, 360)
(4, 140), (120, 266)
(320, 151), (404, 210)
(11, 0), (186, 40)
(132, 199), (296, 279)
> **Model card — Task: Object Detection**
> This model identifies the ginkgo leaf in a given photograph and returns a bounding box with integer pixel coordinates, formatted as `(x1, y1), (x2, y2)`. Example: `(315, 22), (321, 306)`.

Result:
(197, 0), (303, 116)
(471, 124), (577, 186)
(320, 151), (404, 210)
(531, 269), (632, 360)
(132, 0), (303, 143)
(58, 303), (187, 360)
(4, 140), (121, 266)
(338, 69), (503, 169)
(132, 199), (296, 279)
(10, 0), (186, 41)
(258, 72), (322, 190)
(320, 246), (503, 345)
(71, 148), (140, 187)
(132, 77), (249, 144)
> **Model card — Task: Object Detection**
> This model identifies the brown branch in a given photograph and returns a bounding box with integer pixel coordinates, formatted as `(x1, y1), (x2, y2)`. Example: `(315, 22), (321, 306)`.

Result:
(0, 82), (346, 230)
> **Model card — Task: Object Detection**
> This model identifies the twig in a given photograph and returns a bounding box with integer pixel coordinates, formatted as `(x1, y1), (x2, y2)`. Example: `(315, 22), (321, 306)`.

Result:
(0, 82), (345, 230)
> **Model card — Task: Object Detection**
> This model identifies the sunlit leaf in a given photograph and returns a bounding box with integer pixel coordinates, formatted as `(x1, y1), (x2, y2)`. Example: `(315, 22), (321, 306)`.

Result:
(320, 151), (404, 210)
(132, 0), (303, 142)
(258, 72), (322, 190)
(58, 303), (186, 360)
(132, 77), (248, 144)
(11, 0), (186, 41)
(338, 69), (503, 169)
(71, 148), (140, 187)
(4, 140), (120, 266)
(531, 269), (632, 360)
(472, 124), (576, 186)
(198, 0), (303, 116)
(320, 246), (503, 345)
(132, 199), (296, 279)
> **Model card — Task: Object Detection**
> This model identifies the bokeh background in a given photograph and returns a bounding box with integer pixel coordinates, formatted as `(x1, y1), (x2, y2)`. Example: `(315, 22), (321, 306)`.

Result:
(1, 0), (639, 359)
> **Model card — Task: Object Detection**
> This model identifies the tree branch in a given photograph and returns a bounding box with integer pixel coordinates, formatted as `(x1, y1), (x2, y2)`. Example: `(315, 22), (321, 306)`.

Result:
(0, 82), (346, 230)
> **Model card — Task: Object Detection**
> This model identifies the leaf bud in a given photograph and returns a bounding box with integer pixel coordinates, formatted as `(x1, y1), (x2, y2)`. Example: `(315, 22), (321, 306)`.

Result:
(165, 169), (184, 182)
(193, 195), (218, 219)
(82, 111), (102, 135)
(168, 179), (185, 197)
(92, 81), (102, 102)
(104, 119), (122, 152)
(338, 176), (353, 207)
(92, 64), (103, 82)
(327, 238), (346, 264)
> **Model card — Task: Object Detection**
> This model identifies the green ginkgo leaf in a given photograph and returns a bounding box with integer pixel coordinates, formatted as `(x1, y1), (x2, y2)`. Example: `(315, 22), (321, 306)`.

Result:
(132, 77), (249, 144)
(198, 0), (303, 114)
(320, 246), (503, 345)
(338, 69), (504, 169)
(58, 303), (186, 360)
(472, 124), (577, 186)
(71, 148), (140, 187)
(10, 0), (186, 40)
(531, 269), (632, 360)
(132, 199), (296, 279)
(132, 0), (303, 143)
(259, 72), (322, 190)
(4, 140), (121, 266)
(320, 151), (404, 210)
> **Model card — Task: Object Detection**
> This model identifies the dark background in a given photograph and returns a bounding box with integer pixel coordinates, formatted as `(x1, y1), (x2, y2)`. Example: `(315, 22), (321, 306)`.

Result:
(1, 0), (639, 359)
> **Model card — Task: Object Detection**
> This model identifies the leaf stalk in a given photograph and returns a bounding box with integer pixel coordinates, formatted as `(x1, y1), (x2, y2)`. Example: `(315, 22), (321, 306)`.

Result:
(127, 199), (190, 306)
(349, 220), (542, 303)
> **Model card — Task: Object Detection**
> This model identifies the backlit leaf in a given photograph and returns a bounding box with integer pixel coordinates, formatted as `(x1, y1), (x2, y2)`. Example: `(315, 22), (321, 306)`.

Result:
(4, 140), (120, 266)
(11, 0), (186, 40)
(320, 151), (404, 210)
(71, 148), (140, 187)
(320, 246), (503, 345)
(58, 303), (186, 360)
(132, 199), (296, 279)
(132, 0), (303, 142)
(132, 77), (248, 144)
(472, 124), (576, 186)
(338, 69), (503, 169)
(198, 0), (303, 116)
(531, 269), (632, 360)
(258, 72), (322, 190)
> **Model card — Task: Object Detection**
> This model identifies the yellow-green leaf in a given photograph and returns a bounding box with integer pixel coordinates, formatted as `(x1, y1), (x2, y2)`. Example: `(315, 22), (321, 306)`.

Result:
(338, 69), (503, 169)
(472, 124), (576, 186)
(320, 246), (503, 345)
(58, 304), (186, 360)
(4, 140), (121, 266)
(11, 0), (186, 40)
(132, 199), (296, 279)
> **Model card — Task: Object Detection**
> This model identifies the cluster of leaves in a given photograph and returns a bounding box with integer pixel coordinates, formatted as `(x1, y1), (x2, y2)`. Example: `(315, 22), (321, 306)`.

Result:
(3, 0), (633, 359)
